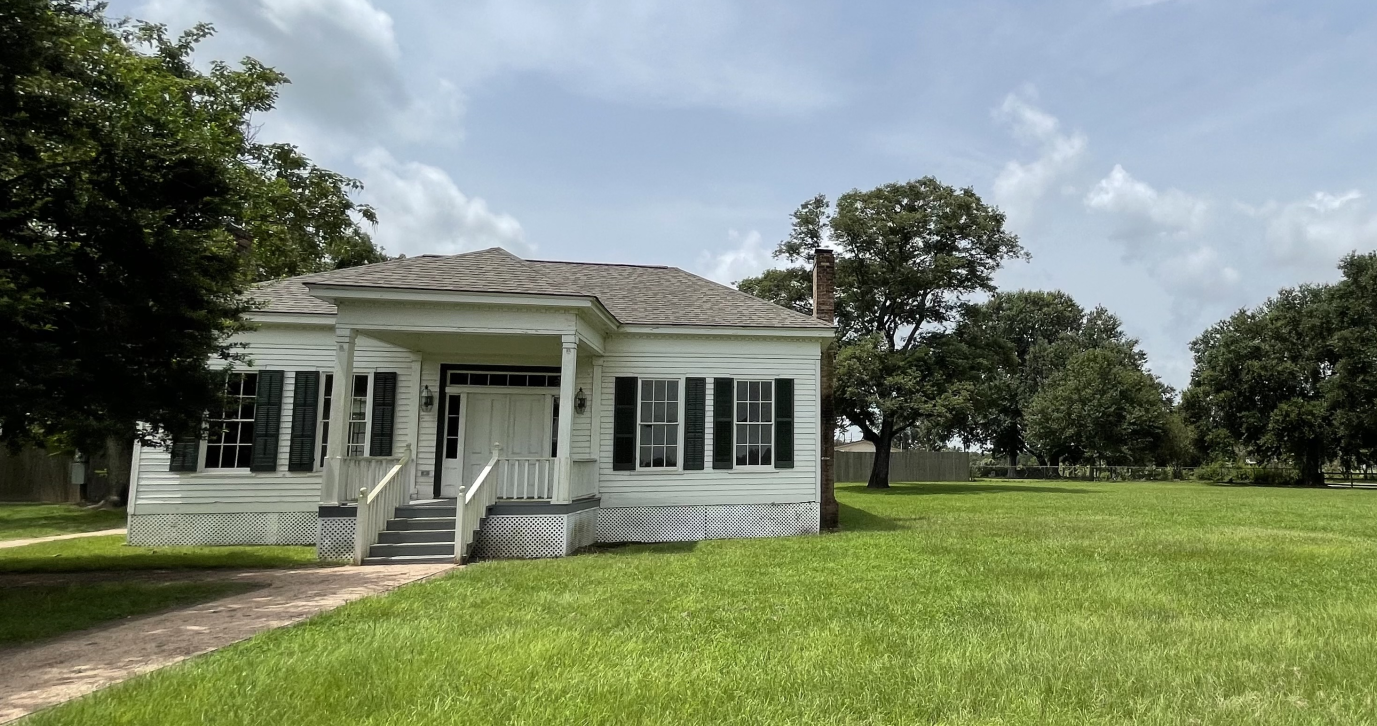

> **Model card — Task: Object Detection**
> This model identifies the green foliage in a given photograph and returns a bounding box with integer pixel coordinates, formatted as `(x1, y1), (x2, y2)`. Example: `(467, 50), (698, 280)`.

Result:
(739, 179), (1024, 485)
(1025, 347), (1170, 465)
(1184, 252), (1377, 485)
(29, 481), (1377, 725)
(0, 1), (383, 449)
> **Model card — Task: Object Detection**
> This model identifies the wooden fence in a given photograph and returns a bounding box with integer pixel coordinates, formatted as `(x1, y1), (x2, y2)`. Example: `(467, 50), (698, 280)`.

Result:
(0, 439), (131, 503)
(835, 450), (970, 483)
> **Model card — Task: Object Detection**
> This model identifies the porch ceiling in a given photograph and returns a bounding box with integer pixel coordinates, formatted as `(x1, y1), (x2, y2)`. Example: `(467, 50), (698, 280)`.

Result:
(363, 331), (564, 359)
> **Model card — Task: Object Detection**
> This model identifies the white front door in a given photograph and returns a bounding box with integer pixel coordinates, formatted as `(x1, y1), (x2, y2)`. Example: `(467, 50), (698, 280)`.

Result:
(463, 393), (550, 488)
(439, 393), (464, 498)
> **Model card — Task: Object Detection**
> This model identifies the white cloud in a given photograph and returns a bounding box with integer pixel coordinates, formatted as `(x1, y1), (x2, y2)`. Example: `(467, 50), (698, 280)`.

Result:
(1084, 165), (1208, 247)
(417, 0), (836, 116)
(136, 0), (460, 147)
(354, 148), (528, 258)
(697, 230), (775, 285)
(992, 92), (1088, 225)
(1255, 190), (1377, 274)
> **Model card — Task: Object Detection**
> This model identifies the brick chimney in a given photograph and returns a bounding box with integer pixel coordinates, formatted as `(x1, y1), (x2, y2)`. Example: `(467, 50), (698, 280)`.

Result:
(814, 246), (839, 529)
(813, 247), (835, 323)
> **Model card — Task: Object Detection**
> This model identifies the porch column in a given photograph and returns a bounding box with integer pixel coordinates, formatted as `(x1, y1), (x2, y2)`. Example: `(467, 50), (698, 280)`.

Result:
(554, 334), (577, 503)
(322, 326), (357, 505)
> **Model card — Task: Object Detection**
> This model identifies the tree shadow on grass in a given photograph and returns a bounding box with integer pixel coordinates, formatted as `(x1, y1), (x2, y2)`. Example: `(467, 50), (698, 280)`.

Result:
(586, 541), (699, 557)
(839, 482), (1097, 496)
(837, 503), (902, 532)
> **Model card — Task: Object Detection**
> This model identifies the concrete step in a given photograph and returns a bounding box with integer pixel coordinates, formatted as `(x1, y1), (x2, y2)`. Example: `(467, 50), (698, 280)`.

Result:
(361, 554), (454, 566)
(385, 517), (455, 531)
(395, 505), (456, 518)
(377, 529), (455, 544)
(367, 541), (455, 558)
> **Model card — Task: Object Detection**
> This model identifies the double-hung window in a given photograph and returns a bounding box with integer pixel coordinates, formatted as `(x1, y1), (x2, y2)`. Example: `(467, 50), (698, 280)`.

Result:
(205, 372), (258, 469)
(346, 374), (369, 457)
(735, 380), (774, 466)
(318, 372), (371, 463)
(638, 379), (680, 468)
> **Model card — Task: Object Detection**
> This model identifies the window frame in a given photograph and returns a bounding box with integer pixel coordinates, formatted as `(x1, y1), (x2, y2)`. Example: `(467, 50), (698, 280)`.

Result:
(203, 371), (260, 471)
(317, 371), (374, 466)
(733, 378), (776, 469)
(636, 377), (684, 471)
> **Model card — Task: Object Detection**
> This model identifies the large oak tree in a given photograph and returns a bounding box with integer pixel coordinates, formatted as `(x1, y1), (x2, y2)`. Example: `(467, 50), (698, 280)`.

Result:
(739, 179), (1024, 488)
(1, 0), (384, 451)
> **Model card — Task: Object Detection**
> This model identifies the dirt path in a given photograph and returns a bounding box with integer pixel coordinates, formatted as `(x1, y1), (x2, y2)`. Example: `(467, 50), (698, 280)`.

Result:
(0, 529), (127, 549)
(0, 563), (455, 723)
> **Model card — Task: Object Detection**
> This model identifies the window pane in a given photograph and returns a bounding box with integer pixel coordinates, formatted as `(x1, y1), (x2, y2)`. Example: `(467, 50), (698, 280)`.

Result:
(761, 403), (772, 421)
(666, 400), (678, 423)
(761, 381), (772, 400)
(353, 374), (368, 397)
(664, 447), (678, 468)
(639, 445), (653, 468)
(653, 402), (665, 422)
(748, 402), (760, 422)
(641, 402), (653, 422)
(509, 374), (527, 387)
(737, 402), (747, 422)
(761, 445), (772, 466)
(548, 375), (560, 387)
(489, 374), (508, 386)
(642, 380), (653, 398)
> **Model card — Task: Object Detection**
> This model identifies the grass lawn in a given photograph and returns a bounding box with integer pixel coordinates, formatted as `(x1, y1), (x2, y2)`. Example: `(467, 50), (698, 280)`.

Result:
(0, 581), (255, 647)
(27, 481), (1377, 725)
(0, 535), (320, 573)
(0, 503), (127, 541)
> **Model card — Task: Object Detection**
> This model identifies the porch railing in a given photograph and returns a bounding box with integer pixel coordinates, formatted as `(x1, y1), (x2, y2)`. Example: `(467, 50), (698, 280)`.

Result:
(333, 455), (406, 504)
(495, 457), (555, 500)
(352, 445), (414, 565)
(456, 443), (502, 563)
(571, 458), (598, 500)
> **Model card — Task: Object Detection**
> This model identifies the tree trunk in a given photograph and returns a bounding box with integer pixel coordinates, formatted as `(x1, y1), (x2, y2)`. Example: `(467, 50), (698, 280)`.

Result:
(1006, 453), (1016, 478)
(867, 421), (895, 488)
(1299, 445), (1326, 487)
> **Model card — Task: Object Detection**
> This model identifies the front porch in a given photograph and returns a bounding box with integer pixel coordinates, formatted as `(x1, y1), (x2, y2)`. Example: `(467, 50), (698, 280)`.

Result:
(307, 285), (612, 564)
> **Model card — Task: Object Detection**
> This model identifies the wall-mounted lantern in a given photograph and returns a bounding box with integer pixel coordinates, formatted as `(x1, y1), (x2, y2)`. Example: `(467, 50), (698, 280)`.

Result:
(574, 388), (588, 414)
(421, 385), (435, 413)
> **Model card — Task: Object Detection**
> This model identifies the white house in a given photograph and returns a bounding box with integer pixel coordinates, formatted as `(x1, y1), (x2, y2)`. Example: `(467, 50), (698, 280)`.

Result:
(126, 247), (836, 563)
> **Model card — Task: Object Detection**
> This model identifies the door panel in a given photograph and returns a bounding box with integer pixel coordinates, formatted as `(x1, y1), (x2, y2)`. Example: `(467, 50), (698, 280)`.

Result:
(463, 393), (550, 488)
(438, 393), (463, 498)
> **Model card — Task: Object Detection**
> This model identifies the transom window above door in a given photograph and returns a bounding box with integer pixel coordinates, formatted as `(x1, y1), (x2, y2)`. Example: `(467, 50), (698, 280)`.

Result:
(447, 371), (561, 388)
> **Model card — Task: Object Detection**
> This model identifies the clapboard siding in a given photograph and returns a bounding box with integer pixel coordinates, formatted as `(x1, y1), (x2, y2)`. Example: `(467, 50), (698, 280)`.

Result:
(596, 335), (822, 507)
(132, 325), (419, 513)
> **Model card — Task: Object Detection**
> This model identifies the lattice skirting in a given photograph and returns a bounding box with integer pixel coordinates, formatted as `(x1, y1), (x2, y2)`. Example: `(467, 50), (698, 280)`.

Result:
(128, 512), (317, 547)
(596, 503), (820, 543)
(317, 517), (356, 561)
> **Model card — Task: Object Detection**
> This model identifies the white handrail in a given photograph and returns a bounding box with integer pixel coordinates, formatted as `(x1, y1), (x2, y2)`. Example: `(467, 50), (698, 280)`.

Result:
(455, 443), (502, 564)
(352, 444), (413, 565)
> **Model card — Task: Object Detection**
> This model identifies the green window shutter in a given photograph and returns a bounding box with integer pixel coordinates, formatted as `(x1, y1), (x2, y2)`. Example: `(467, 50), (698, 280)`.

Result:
(288, 371), (320, 472)
(713, 377), (734, 469)
(684, 377), (706, 470)
(369, 372), (398, 457)
(774, 378), (794, 469)
(612, 377), (637, 471)
(250, 370), (285, 472)
(168, 438), (200, 472)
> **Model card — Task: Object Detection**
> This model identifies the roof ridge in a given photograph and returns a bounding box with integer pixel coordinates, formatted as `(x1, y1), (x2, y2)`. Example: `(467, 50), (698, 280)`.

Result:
(664, 266), (827, 325)
(529, 258), (670, 270)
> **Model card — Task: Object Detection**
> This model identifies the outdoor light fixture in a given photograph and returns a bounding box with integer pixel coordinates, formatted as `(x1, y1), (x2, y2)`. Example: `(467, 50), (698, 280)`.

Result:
(421, 385), (435, 413)
(574, 388), (588, 414)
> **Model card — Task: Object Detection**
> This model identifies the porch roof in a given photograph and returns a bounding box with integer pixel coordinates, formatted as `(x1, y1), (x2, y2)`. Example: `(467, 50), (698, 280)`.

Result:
(251, 247), (834, 330)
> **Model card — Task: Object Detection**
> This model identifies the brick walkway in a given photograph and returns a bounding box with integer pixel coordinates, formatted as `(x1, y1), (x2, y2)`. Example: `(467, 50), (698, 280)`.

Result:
(0, 563), (455, 723)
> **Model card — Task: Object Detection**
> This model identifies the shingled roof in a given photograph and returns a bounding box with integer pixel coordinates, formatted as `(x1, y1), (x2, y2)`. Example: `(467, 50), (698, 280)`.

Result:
(249, 247), (832, 329)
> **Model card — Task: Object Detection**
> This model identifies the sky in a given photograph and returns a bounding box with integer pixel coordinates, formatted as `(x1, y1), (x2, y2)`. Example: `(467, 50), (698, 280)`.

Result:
(109, 0), (1377, 390)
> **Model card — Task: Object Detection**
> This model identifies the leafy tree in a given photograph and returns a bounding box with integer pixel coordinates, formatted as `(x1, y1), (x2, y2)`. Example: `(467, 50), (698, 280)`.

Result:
(1024, 347), (1170, 465)
(1184, 253), (1377, 485)
(739, 180), (1024, 487)
(956, 290), (1084, 472)
(0, 1), (382, 451)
